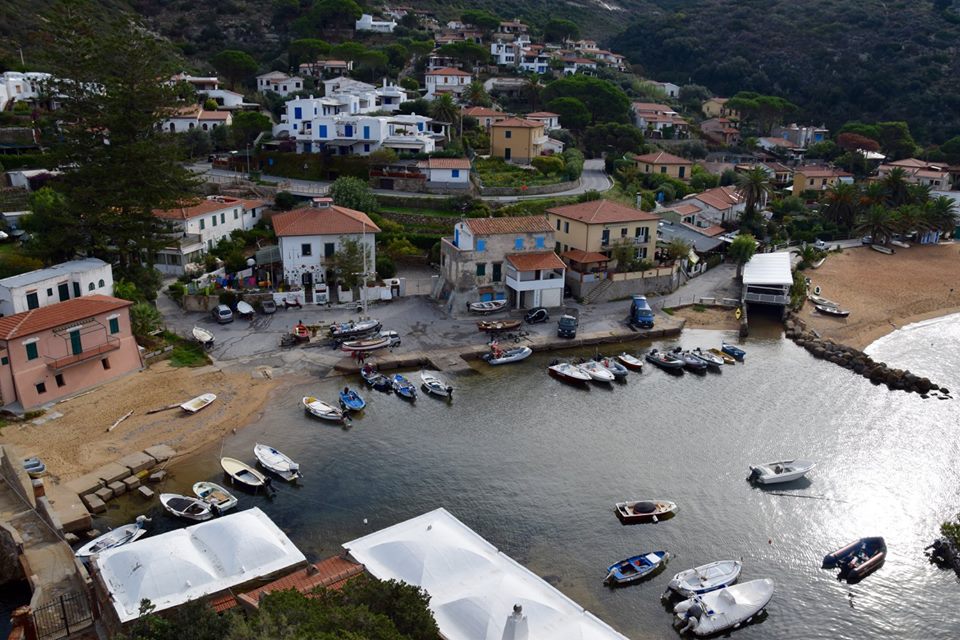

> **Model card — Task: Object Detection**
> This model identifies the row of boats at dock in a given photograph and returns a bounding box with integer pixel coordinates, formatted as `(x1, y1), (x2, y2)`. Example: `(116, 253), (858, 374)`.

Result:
(546, 343), (746, 384)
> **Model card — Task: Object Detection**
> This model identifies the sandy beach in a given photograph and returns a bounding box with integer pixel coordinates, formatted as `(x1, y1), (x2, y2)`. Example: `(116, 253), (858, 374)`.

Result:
(670, 305), (740, 331)
(1, 362), (280, 483)
(802, 242), (960, 349)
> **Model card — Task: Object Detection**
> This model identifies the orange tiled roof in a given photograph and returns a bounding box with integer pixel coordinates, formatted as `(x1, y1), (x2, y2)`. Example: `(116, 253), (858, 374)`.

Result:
(235, 556), (365, 610)
(547, 199), (660, 224)
(464, 216), (552, 235)
(491, 117), (543, 129)
(664, 203), (702, 216)
(795, 166), (851, 178)
(632, 102), (673, 113)
(154, 197), (243, 220)
(419, 157), (471, 169)
(525, 111), (559, 118)
(426, 67), (472, 76)
(561, 249), (609, 263)
(634, 150), (691, 165)
(506, 251), (565, 271)
(693, 186), (742, 210)
(198, 110), (230, 121)
(462, 106), (504, 118)
(272, 205), (380, 237)
(0, 295), (132, 340)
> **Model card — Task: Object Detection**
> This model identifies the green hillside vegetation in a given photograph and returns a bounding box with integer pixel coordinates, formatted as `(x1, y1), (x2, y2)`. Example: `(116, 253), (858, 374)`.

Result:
(611, 0), (960, 143)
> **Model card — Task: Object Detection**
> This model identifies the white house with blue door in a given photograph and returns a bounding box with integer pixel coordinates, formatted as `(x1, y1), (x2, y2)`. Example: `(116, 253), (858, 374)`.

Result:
(0, 258), (114, 317)
(440, 216), (565, 308)
(417, 157), (471, 188)
(274, 111), (436, 156)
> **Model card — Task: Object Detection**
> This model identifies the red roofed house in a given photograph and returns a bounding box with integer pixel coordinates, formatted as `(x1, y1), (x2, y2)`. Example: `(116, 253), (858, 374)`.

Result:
(425, 67), (472, 100)
(490, 118), (548, 164)
(162, 106), (232, 133)
(441, 216), (565, 308)
(632, 103), (689, 139)
(524, 111), (560, 131)
(700, 117), (741, 146)
(272, 198), (380, 303)
(0, 295), (143, 410)
(462, 106), (508, 130)
(634, 150), (694, 182)
(688, 186), (745, 224)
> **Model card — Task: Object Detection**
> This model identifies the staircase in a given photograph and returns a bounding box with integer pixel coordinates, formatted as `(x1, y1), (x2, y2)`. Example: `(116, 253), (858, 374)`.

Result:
(582, 278), (614, 304)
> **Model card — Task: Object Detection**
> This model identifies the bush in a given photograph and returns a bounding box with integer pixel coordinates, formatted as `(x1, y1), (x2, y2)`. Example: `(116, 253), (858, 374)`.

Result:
(130, 303), (162, 341)
(274, 191), (299, 211)
(376, 255), (397, 278)
(531, 155), (564, 176)
(561, 148), (585, 181)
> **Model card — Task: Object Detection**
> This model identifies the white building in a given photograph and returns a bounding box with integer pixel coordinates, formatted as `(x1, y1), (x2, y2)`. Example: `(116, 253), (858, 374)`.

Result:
(562, 58), (597, 75)
(272, 198), (380, 303)
(153, 196), (268, 274)
(198, 88), (247, 110)
(0, 71), (54, 110)
(417, 157), (471, 187)
(650, 81), (680, 98)
(491, 40), (521, 66)
(0, 258), (114, 316)
(355, 13), (397, 32)
(275, 111), (436, 156)
(256, 71), (305, 97)
(525, 111), (561, 131)
(161, 106), (232, 133)
(170, 72), (219, 92)
(424, 67), (472, 100)
(742, 251), (791, 306)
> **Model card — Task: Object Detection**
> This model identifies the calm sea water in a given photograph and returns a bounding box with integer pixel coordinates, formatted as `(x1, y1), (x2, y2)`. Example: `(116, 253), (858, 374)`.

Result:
(97, 314), (960, 639)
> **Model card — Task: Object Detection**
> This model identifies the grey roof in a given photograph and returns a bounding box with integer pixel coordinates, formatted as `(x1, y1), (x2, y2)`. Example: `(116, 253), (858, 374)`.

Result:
(0, 258), (109, 289)
(656, 222), (724, 252)
(743, 252), (792, 286)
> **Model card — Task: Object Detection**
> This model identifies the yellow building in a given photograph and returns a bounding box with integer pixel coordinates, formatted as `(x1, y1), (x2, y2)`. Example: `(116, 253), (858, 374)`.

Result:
(634, 150), (693, 182)
(545, 199), (660, 265)
(489, 118), (547, 164)
(702, 97), (739, 120)
(792, 166), (852, 194)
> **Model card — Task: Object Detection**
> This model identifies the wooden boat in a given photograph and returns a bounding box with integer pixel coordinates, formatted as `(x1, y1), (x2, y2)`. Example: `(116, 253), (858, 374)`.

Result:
(236, 300), (255, 317)
(181, 393), (216, 413)
(646, 349), (685, 371)
(674, 579), (774, 636)
(303, 396), (347, 422)
(482, 345), (532, 365)
(391, 374), (417, 400)
(420, 371), (453, 397)
(577, 359), (616, 383)
(595, 356), (629, 379)
(339, 387), (366, 411)
(254, 443), (302, 482)
(159, 493), (213, 522)
(75, 516), (149, 558)
(871, 243), (895, 255)
(468, 299), (508, 314)
(691, 348), (724, 369)
(748, 459), (816, 484)
(707, 348), (736, 365)
(341, 335), (392, 352)
(220, 457), (269, 490)
(329, 319), (382, 338)
(665, 560), (742, 598)
(292, 323), (310, 343)
(814, 304), (850, 318)
(605, 551), (669, 586)
(192, 481), (238, 513)
(477, 319), (522, 333)
(890, 239), (910, 249)
(672, 348), (707, 373)
(360, 365), (392, 392)
(192, 326), (214, 347)
(22, 457), (46, 478)
(615, 499), (678, 524)
(823, 537), (886, 583)
(617, 353), (644, 371)
(808, 294), (839, 308)
(721, 342), (746, 361)
(548, 361), (591, 383)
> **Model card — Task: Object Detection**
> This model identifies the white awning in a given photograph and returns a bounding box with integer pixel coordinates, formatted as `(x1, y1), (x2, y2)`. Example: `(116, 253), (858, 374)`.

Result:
(743, 252), (793, 286)
(344, 508), (628, 640)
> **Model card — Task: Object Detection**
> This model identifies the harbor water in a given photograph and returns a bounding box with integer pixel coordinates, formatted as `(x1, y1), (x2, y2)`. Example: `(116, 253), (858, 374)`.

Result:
(100, 314), (960, 639)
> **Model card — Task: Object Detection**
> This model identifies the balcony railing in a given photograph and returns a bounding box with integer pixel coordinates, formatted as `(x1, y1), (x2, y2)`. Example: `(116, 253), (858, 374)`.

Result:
(45, 338), (121, 370)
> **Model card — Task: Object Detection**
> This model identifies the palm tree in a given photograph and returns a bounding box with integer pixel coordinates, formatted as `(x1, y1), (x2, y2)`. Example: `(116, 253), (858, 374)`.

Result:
(463, 81), (491, 107)
(521, 75), (542, 111)
(861, 181), (887, 208)
(855, 205), (897, 245)
(881, 167), (910, 207)
(735, 167), (772, 221)
(893, 204), (925, 238)
(906, 183), (932, 206)
(429, 94), (460, 140)
(820, 182), (860, 230)
(924, 195), (958, 234)
(728, 234), (757, 280)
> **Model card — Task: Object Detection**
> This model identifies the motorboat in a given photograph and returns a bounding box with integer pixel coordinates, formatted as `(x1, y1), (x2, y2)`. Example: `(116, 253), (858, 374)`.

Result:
(548, 362), (592, 383)
(814, 304), (850, 318)
(220, 456), (270, 490)
(360, 365), (392, 392)
(691, 348), (724, 369)
(617, 353), (644, 371)
(615, 499), (678, 524)
(341, 335), (393, 352)
(890, 239), (910, 249)
(748, 459), (816, 484)
(823, 537), (886, 583)
(477, 319), (522, 333)
(721, 342), (746, 361)
(254, 443), (302, 482)
(303, 396), (347, 422)
(595, 356), (629, 379)
(329, 319), (382, 338)
(420, 371), (453, 398)
(645, 349), (685, 371)
(665, 560), (742, 598)
(391, 374), (417, 400)
(871, 243), (895, 255)
(674, 579), (774, 636)
(192, 326), (214, 348)
(75, 516), (149, 558)
(605, 551), (669, 586)
(292, 323), (310, 343)
(482, 345), (532, 365)
(181, 393), (216, 413)
(672, 348), (707, 373)
(577, 360), (616, 383)
(338, 387), (366, 411)
(468, 299), (508, 314)
(707, 348), (737, 365)
(159, 493), (213, 522)
(236, 300), (255, 317)
(22, 457), (46, 478)
(192, 481), (238, 513)
(808, 294), (839, 308)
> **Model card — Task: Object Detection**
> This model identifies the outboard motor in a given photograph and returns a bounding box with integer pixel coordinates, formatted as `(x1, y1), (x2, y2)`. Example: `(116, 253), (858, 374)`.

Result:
(748, 467), (762, 481)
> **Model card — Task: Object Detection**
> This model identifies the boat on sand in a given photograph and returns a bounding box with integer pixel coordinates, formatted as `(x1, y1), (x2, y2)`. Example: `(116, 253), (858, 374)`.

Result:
(181, 393), (216, 413)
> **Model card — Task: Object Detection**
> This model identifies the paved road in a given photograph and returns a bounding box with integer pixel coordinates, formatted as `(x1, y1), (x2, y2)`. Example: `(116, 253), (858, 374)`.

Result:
(651, 263), (740, 309)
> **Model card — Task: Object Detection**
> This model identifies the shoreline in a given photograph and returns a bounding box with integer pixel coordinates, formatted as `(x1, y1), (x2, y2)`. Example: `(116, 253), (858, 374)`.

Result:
(859, 306), (960, 352)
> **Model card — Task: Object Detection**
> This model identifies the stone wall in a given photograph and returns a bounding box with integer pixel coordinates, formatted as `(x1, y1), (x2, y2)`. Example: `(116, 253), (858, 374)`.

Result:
(0, 521), (25, 585)
(478, 178), (579, 197)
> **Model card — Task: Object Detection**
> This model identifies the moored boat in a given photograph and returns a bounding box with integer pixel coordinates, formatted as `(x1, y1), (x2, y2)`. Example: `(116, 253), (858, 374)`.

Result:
(577, 359), (616, 383)
(615, 499), (678, 524)
(192, 326), (214, 349)
(674, 579), (774, 636)
(360, 365), (392, 391)
(220, 457), (270, 490)
(595, 356), (629, 379)
(673, 348), (707, 373)
(617, 353), (644, 371)
(748, 459), (815, 484)
(341, 335), (392, 352)
(192, 481), (238, 513)
(823, 537), (886, 583)
(75, 516), (149, 558)
(604, 551), (669, 586)
(645, 349), (685, 371)
(303, 396), (347, 422)
(871, 243), (895, 255)
(180, 393), (216, 413)
(482, 344), (532, 365)
(254, 443), (302, 482)
(665, 560), (742, 598)
(477, 319), (522, 333)
(468, 299), (508, 314)
(721, 342), (746, 361)
(159, 493), (213, 522)
(236, 300), (255, 317)
(329, 318), (382, 338)
(814, 304), (850, 318)
(548, 361), (591, 383)
(691, 348), (724, 369)
(420, 371), (453, 397)
(807, 294), (839, 308)
(391, 374), (417, 400)
(707, 348), (737, 365)
(338, 387), (366, 411)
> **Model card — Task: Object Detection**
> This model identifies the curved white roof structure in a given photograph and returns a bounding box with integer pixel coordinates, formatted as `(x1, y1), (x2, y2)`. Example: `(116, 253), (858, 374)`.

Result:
(345, 508), (627, 640)
(94, 508), (305, 622)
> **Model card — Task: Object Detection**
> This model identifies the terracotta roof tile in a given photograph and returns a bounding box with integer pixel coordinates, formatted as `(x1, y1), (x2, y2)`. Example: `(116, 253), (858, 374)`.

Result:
(632, 102), (674, 113)
(154, 197), (243, 220)
(561, 249), (609, 263)
(236, 556), (365, 609)
(794, 166), (852, 178)
(547, 199), (660, 224)
(272, 205), (380, 237)
(464, 216), (552, 235)
(663, 203), (702, 216)
(462, 107), (504, 118)
(634, 150), (691, 165)
(0, 295), (132, 340)
(506, 251), (565, 271)
(198, 110), (230, 121)
(426, 67), (472, 76)
(490, 117), (543, 129)
(419, 157), (471, 169)
(525, 111), (559, 118)
(693, 186), (742, 211)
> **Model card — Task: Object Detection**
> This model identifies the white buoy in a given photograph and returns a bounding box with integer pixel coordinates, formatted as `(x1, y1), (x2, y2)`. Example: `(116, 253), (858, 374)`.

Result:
(363, 518), (368, 524)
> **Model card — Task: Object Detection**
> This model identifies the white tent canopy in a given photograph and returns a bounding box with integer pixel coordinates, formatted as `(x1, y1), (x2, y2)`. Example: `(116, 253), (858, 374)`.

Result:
(742, 252), (792, 286)
(94, 508), (305, 623)
(344, 508), (627, 640)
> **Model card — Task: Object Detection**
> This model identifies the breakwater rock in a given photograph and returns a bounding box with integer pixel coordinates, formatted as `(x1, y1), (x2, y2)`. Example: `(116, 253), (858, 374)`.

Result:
(783, 312), (951, 399)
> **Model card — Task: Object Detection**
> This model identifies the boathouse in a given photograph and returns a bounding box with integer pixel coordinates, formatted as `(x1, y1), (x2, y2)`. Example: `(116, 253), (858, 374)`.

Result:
(742, 252), (792, 306)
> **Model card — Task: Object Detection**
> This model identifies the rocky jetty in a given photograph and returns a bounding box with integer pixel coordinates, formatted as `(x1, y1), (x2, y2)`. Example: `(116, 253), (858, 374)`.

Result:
(783, 312), (951, 399)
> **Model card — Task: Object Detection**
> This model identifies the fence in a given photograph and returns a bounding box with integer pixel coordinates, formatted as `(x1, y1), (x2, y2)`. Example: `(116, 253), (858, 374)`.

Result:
(653, 295), (741, 310)
(32, 592), (93, 640)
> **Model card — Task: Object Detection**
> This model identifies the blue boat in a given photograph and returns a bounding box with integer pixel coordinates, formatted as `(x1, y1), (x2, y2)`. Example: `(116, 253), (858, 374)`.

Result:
(391, 374), (417, 400)
(339, 387), (366, 412)
(361, 365), (392, 392)
(604, 551), (669, 586)
(721, 342), (746, 361)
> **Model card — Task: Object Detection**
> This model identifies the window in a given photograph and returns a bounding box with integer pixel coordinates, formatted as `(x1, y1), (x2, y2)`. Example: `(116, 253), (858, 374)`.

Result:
(555, 241), (561, 253)
(220, 213), (225, 224)
(200, 219), (205, 230)
(324, 242), (336, 257)
(601, 229), (610, 246)
(535, 236), (545, 249)
(98, 279), (105, 288)
(301, 243), (312, 256)
(102, 358), (111, 370)
(73, 282), (81, 298)
(476, 263), (486, 276)
(0, 356), (7, 365)
(294, 107), (302, 120)
(476, 239), (486, 252)
(234, 210), (239, 220)
(492, 263), (502, 282)
(319, 125), (328, 137)
(514, 237), (523, 250)
(679, 166), (685, 178)
(808, 179), (814, 186)
(212, 215), (217, 227)
(660, 166), (667, 174)
(635, 227), (647, 240)
(504, 148), (512, 160)
(36, 382), (46, 395)
(638, 247), (648, 259)
(46, 287), (53, 297)
(109, 317), (120, 334)
(55, 374), (65, 388)
(452, 169), (460, 178)
(505, 130), (512, 139)
(620, 227), (628, 237)
(364, 144), (370, 152)
(564, 222), (570, 233)
(555, 219), (560, 230)
(363, 125), (370, 139)
(26, 291), (38, 310)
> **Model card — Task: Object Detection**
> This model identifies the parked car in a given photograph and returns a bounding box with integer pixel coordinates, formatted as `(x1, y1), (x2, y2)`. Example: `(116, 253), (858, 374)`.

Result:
(260, 299), (277, 314)
(212, 304), (234, 324)
(524, 307), (549, 324)
(380, 330), (401, 347)
(861, 235), (873, 245)
(813, 239), (828, 251)
(557, 314), (578, 338)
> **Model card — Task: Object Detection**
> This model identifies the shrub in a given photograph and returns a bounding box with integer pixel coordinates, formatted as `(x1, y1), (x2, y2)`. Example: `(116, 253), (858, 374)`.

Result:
(531, 155), (564, 176)
(561, 148), (585, 181)
(376, 255), (397, 279)
(274, 191), (298, 211)
(130, 303), (162, 341)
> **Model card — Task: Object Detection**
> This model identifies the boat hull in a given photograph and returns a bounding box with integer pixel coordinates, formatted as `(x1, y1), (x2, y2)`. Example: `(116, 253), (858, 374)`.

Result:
(615, 500), (677, 524)
(220, 457), (269, 489)
(666, 560), (742, 597)
(674, 579), (774, 636)
(721, 343), (746, 361)
(482, 346), (532, 365)
(75, 523), (146, 558)
(823, 537), (886, 583)
(749, 459), (815, 484)
(617, 353), (644, 371)
(605, 551), (669, 586)
(192, 481), (238, 513)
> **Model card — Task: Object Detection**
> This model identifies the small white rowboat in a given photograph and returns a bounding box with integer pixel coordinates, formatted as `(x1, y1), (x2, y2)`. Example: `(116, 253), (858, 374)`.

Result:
(181, 393), (216, 413)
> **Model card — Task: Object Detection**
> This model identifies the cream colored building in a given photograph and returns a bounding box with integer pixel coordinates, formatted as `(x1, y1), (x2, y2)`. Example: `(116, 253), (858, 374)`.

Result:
(489, 118), (547, 164)
(634, 150), (693, 182)
(545, 199), (660, 267)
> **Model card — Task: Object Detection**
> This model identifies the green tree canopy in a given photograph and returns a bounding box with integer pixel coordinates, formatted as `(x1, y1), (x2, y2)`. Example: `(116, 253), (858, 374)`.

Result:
(461, 10), (500, 32)
(726, 91), (797, 135)
(330, 41), (369, 63)
(330, 176), (377, 212)
(288, 39), (331, 69)
(231, 111), (272, 148)
(436, 42), (489, 69)
(293, 0), (362, 34)
(331, 236), (372, 292)
(211, 50), (258, 89)
(728, 234), (758, 278)
(541, 76), (632, 124)
(543, 19), (579, 43)
(582, 122), (645, 158)
(545, 97), (591, 131)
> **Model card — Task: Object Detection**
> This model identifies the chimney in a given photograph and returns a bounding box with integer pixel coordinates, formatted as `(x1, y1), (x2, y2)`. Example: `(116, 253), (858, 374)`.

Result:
(312, 197), (333, 209)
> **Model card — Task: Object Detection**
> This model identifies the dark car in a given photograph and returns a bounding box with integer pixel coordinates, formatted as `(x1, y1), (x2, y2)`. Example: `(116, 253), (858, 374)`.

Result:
(524, 307), (549, 324)
(557, 314), (578, 338)
(260, 299), (277, 314)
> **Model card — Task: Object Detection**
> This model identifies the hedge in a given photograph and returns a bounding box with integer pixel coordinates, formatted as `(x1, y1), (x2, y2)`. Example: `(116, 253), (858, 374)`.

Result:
(257, 152), (369, 181)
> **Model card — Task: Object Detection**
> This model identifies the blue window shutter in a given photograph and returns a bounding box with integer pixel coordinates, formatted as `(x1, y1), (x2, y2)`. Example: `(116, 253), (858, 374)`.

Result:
(452, 169), (460, 178)
(476, 239), (486, 252)
(319, 125), (328, 138)
(294, 107), (302, 120)
(454, 228), (460, 247)
(535, 236), (545, 249)
(363, 126), (370, 138)
(418, 122), (424, 131)
(345, 125), (353, 136)
(109, 318), (120, 334)
(514, 237), (523, 250)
